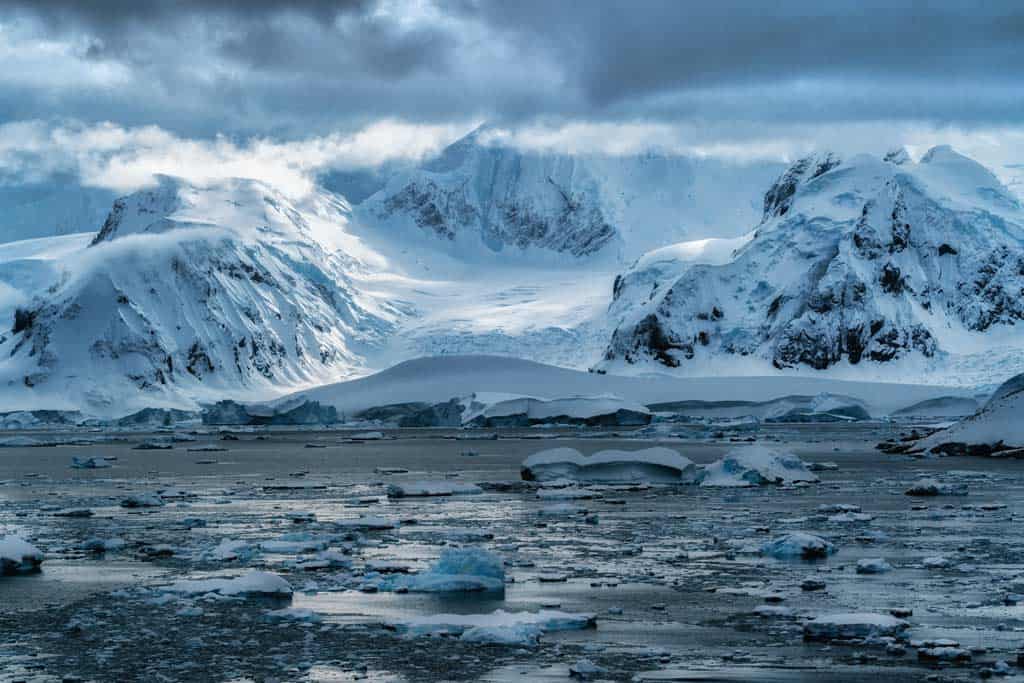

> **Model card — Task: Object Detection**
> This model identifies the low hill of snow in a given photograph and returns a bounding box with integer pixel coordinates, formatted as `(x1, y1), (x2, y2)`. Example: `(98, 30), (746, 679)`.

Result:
(289, 354), (973, 418)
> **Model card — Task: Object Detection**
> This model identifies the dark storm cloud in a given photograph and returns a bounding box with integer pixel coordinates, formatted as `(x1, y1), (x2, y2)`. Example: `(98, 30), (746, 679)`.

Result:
(462, 1), (1024, 106)
(1, 0), (1023, 136)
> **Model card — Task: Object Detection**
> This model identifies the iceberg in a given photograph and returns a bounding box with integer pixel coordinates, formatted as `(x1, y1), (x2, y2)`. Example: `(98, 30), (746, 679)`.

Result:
(521, 447), (698, 484)
(698, 445), (818, 487)
(0, 535), (44, 575)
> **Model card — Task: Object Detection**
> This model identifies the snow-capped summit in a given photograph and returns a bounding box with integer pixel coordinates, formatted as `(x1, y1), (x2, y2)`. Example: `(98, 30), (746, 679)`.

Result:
(600, 147), (1024, 375)
(359, 126), (782, 262)
(0, 177), (397, 413)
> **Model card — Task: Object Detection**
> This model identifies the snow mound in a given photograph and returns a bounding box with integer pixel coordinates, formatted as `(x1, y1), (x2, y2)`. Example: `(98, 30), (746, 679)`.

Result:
(386, 481), (483, 498)
(918, 373), (1024, 454)
(120, 493), (164, 508)
(164, 571), (292, 597)
(762, 533), (836, 560)
(396, 608), (596, 646)
(521, 447), (698, 484)
(803, 613), (909, 642)
(0, 535), (44, 575)
(388, 548), (505, 593)
(698, 445), (818, 487)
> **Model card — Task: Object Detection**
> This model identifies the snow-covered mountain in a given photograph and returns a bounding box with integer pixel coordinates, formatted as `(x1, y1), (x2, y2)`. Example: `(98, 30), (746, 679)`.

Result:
(0, 176), (398, 413)
(600, 146), (1024, 377)
(360, 126), (783, 262)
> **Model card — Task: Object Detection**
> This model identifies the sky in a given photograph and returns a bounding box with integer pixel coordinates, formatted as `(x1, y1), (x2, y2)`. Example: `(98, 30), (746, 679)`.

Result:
(0, 0), (1022, 196)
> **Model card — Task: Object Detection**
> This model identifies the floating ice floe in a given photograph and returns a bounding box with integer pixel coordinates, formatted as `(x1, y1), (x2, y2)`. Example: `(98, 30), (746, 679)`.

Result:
(335, 515), (397, 531)
(71, 456), (113, 469)
(855, 558), (892, 574)
(386, 548), (505, 593)
(538, 503), (587, 517)
(803, 613), (909, 642)
(350, 431), (386, 440)
(394, 609), (596, 647)
(569, 658), (607, 679)
(536, 487), (597, 500)
(205, 539), (256, 562)
(0, 436), (51, 448)
(521, 447), (698, 484)
(762, 533), (836, 560)
(134, 439), (173, 450)
(0, 535), (44, 575)
(120, 493), (165, 508)
(163, 571), (292, 597)
(922, 556), (952, 569)
(698, 445), (818, 487)
(385, 481), (483, 498)
(82, 538), (126, 553)
(904, 478), (968, 497)
(259, 533), (328, 554)
(263, 607), (322, 623)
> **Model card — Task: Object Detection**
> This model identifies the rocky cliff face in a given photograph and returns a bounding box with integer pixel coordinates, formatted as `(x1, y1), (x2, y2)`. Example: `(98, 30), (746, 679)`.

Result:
(361, 127), (782, 261)
(601, 147), (1024, 372)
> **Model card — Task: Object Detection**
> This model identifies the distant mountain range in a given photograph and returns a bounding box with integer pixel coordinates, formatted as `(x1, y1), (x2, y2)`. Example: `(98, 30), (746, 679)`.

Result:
(0, 129), (1021, 413)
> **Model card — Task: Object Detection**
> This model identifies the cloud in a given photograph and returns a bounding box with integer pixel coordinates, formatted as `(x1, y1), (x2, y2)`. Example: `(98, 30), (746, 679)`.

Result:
(0, 119), (472, 197)
(0, 0), (1017, 138)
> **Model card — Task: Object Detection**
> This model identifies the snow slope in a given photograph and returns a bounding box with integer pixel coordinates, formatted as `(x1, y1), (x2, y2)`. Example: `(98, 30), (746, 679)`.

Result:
(291, 354), (974, 418)
(360, 126), (782, 262)
(0, 176), (398, 414)
(601, 147), (1024, 382)
(918, 372), (1024, 451)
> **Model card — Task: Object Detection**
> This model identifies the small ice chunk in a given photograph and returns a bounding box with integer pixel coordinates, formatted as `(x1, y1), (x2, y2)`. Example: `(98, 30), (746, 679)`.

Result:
(386, 481), (483, 498)
(917, 646), (972, 662)
(905, 478), (968, 496)
(569, 658), (607, 679)
(71, 456), (113, 469)
(762, 533), (836, 560)
(335, 515), (397, 530)
(855, 558), (892, 574)
(389, 548), (505, 593)
(804, 613), (909, 642)
(264, 607), (322, 623)
(82, 537), (125, 553)
(351, 431), (385, 440)
(922, 556), (952, 569)
(397, 609), (595, 646)
(206, 540), (257, 562)
(0, 535), (44, 575)
(120, 493), (164, 508)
